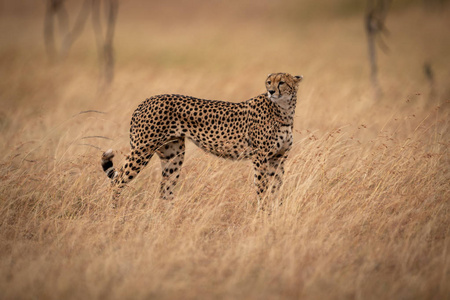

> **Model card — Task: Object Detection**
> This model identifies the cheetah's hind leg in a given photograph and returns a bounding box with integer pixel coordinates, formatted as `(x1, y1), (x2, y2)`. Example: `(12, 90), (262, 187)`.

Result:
(102, 146), (155, 207)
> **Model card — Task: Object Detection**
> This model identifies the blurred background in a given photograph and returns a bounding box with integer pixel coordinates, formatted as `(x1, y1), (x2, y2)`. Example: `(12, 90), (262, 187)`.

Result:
(0, 0), (450, 135)
(0, 0), (449, 157)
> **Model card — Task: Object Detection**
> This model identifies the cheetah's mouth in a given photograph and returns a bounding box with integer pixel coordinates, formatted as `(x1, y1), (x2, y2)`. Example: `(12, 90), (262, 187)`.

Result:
(268, 93), (279, 100)
(269, 93), (292, 101)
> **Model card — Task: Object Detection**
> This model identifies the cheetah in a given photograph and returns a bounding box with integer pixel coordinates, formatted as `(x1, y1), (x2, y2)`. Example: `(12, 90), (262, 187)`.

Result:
(101, 73), (303, 206)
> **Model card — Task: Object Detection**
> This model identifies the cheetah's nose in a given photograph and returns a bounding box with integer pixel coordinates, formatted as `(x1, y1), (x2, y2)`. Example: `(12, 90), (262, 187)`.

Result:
(268, 90), (275, 95)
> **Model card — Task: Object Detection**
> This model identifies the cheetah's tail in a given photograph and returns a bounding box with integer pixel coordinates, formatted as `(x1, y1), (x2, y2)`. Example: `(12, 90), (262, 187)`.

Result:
(101, 149), (117, 179)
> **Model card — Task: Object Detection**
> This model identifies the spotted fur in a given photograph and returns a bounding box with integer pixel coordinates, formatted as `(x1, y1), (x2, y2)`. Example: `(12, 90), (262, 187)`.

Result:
(101, 73), (302, 206)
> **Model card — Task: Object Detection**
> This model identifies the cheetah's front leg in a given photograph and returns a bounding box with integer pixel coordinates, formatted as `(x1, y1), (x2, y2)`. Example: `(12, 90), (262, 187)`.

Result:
(267, 152), (289, 206)
(252, 156), (269, 210)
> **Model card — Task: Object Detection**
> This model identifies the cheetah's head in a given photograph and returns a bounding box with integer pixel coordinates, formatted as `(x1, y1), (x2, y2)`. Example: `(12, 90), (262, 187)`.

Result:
(266, 73), (302, 106)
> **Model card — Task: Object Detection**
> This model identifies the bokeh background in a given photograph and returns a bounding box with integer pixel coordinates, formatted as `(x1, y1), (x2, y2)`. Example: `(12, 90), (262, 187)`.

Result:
(0, 1), (449, 299)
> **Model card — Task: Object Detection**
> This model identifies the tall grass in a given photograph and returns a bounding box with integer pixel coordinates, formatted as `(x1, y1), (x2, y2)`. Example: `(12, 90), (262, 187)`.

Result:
(0, 1), (449, 299)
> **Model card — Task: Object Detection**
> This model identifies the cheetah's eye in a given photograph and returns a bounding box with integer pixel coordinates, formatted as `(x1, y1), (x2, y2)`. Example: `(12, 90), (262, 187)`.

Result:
(279, 81), (285, 85)
(267, 81), (271, 85)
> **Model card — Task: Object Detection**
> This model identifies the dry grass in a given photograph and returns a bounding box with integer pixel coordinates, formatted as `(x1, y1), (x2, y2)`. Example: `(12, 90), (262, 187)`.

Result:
(1, 1), (449, 299)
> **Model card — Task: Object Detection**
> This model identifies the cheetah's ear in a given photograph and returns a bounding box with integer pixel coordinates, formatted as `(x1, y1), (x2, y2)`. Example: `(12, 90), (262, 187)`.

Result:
(293, 75), (303, 84)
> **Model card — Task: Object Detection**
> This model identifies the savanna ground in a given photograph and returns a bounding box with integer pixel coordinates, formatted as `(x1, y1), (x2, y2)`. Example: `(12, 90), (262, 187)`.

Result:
(0, 1), (449, 299)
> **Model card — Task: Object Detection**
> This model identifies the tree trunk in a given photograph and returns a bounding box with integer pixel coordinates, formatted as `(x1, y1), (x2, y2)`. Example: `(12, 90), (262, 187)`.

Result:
(365, 12), (382, 100)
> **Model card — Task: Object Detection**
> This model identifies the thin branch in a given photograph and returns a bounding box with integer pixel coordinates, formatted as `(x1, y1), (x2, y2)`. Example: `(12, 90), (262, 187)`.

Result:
(81, 136), (113, 140)
(74, 110), (106, 116)
(44, 0), (57, 60)
(55, 1), (69, 41)
(103, 0), (119, 85)
(77, 143), (103, 150)
(91, 0), (104, 67)
(61, 0), (92, 57)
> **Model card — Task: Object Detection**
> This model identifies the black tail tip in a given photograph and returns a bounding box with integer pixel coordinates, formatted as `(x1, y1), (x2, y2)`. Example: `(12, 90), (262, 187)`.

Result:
(102, 149), (115, 162)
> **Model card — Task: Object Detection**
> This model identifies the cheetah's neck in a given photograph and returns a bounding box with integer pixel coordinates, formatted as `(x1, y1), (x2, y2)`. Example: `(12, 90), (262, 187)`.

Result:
(272, 93), (297, 126)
